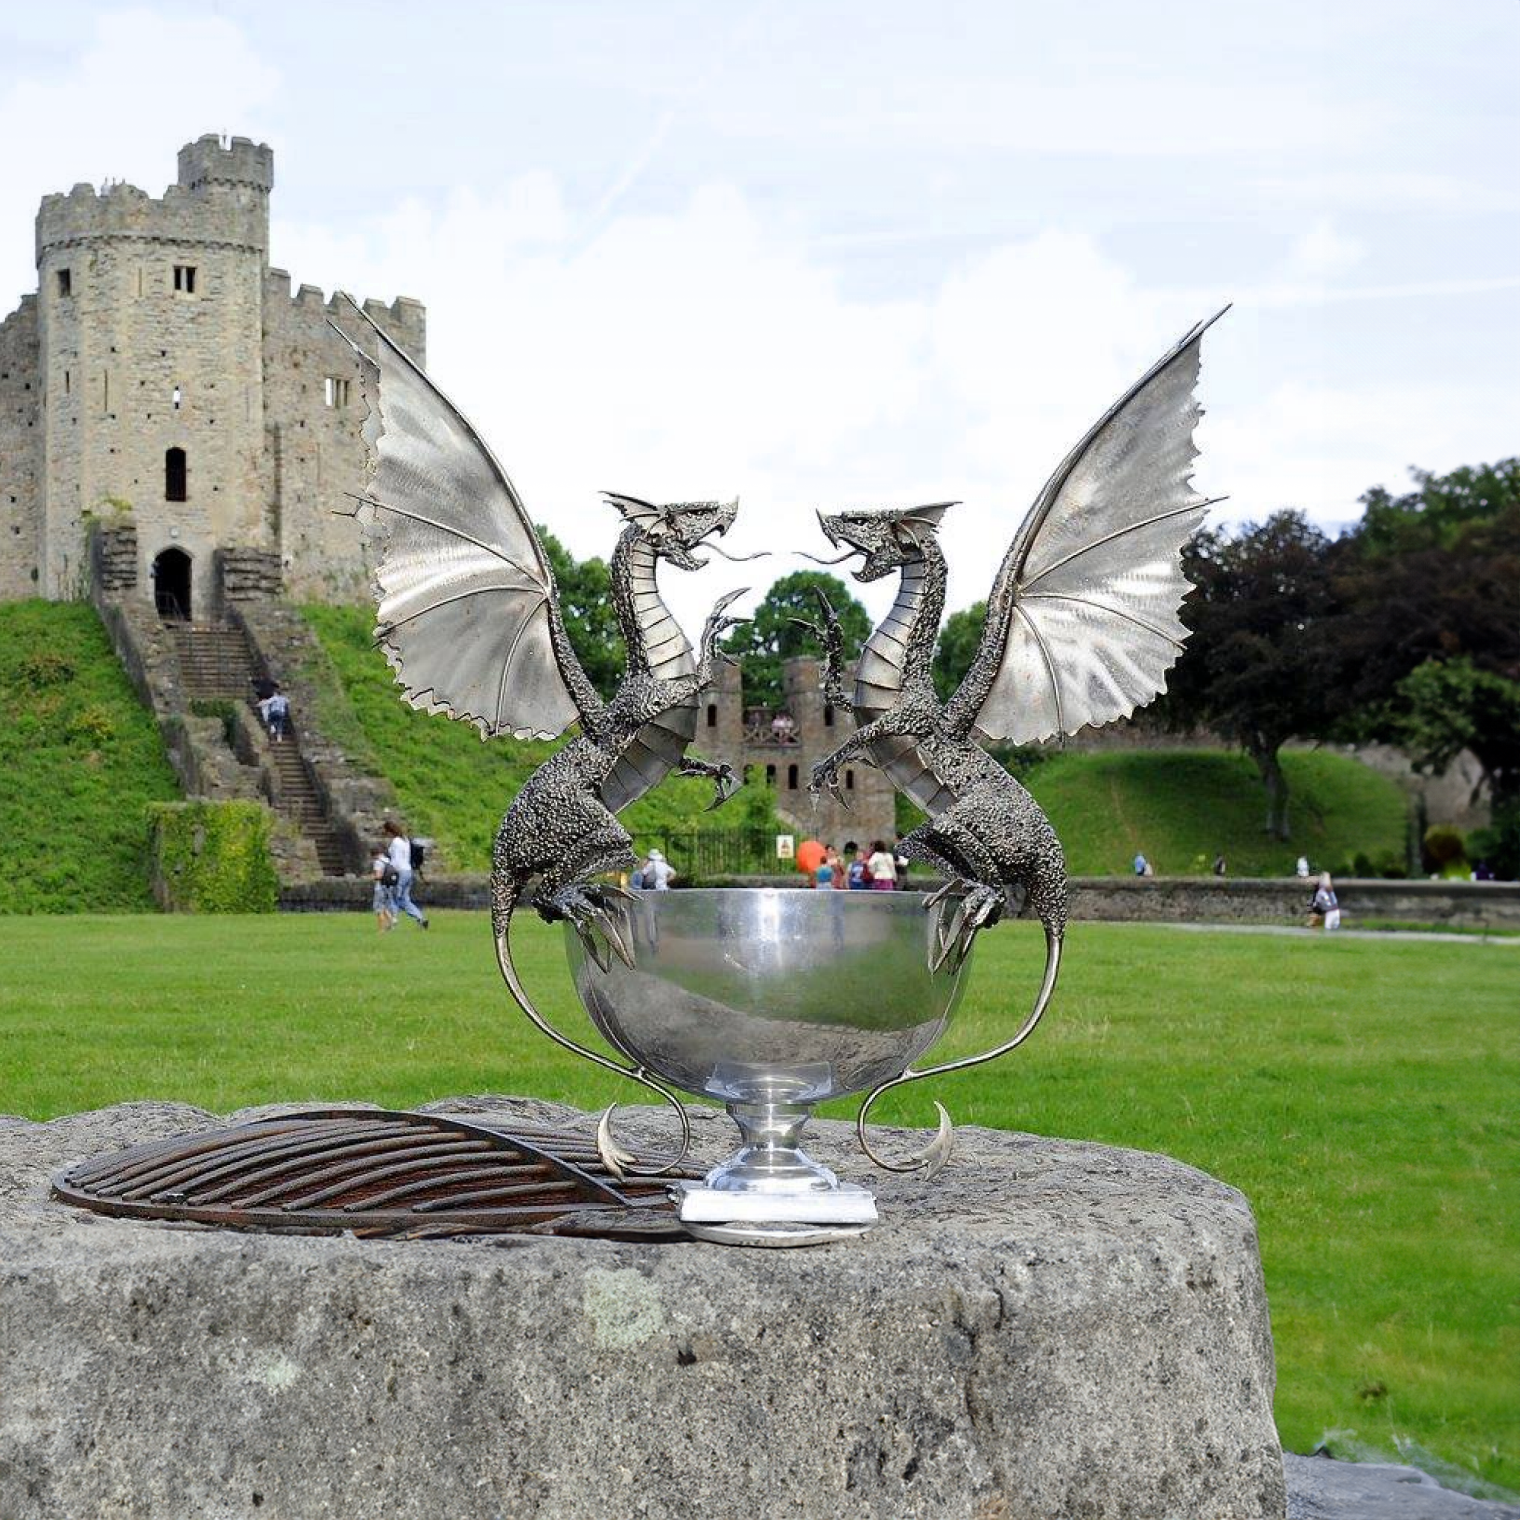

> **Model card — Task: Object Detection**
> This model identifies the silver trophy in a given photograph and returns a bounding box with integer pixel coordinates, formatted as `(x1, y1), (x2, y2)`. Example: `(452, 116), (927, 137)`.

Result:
(346, 303), (1225, 1245)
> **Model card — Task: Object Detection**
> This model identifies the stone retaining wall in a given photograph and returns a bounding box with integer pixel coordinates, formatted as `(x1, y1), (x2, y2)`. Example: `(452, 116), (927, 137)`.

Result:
(279, 872), (1520, 928)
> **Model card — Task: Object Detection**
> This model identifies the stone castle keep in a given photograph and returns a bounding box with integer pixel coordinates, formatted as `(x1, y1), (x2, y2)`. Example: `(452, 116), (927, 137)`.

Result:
(0, 134), (424, 617)
(0, 132), (895, 869)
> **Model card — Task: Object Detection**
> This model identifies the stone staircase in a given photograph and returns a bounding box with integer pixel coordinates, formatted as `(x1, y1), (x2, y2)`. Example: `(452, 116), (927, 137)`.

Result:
(171, 622), (349, 876)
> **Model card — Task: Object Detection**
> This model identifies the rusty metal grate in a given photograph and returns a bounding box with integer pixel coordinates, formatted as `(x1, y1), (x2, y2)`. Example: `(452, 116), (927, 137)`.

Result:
(52, 1108), (700, 1242)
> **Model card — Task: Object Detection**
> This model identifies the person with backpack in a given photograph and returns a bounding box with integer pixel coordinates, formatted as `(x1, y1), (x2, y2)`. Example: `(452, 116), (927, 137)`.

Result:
(1309, 871), (1341, 932)
(371, 843), (398, 933)
(383, 820), (429, 929)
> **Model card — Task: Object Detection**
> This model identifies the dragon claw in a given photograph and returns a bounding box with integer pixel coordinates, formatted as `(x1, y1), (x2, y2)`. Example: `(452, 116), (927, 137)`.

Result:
(548, 883), (636, 970)
(927, 880), (1003, 972)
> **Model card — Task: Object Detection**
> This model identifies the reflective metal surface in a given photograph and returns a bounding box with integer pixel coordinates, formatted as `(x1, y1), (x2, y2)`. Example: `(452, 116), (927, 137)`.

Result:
(564, 888), (972, 1225)
(566, 889), (970, 1106)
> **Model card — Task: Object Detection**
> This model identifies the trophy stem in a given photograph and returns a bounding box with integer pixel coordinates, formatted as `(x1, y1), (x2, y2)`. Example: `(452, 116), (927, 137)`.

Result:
(711, 1100), (837, 1194)
(673, 1098), (879, 1231)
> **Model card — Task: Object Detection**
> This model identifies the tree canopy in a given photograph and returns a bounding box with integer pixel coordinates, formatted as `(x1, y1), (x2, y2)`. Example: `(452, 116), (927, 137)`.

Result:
(932, 600), (987, 702)
(1157, 511), (1347, 839)
(721, 571), (871, 710)
(538, 526), (624, 701)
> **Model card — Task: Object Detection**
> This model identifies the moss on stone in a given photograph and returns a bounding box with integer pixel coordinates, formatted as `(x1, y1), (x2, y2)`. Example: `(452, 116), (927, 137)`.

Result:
(147, 799), (279, 913)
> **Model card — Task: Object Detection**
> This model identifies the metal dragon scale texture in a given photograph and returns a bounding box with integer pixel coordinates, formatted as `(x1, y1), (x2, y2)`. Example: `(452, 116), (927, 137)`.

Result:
(802, 311), (1227, 1170)
(343, 309), (752, 1173)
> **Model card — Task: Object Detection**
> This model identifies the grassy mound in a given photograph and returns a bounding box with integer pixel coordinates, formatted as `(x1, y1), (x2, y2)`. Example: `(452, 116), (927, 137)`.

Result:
(299, 604), (781, 870)
(1022, 748), (1410, 877)
(0, 602), (181, 913)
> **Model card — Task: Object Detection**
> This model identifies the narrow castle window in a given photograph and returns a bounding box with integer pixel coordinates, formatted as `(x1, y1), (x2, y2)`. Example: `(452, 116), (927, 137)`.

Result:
(706, 703), (717, 729)
(173, 265), (197, 295)
(787, 763), (799, 790)
(172, 385), (182, 411)
(165, 447), (187, 502)
(56, 269), (71, 297)
(324, 376), (350, 409)
(765, 764), (777, 787)
(824, 703), (835, 728)
(63, 370), (70, 396)
(845, 769), (855, 791)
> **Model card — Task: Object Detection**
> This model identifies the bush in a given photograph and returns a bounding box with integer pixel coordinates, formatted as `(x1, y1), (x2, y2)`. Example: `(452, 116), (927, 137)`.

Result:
(147, 800), (279, 913)
(1350, 849), (1409, 880)
(1423, 824), (1467, 874)
(19, 650), (75, 689)
(65, 704), (117, 748)
(1468, 804), (1520, 881)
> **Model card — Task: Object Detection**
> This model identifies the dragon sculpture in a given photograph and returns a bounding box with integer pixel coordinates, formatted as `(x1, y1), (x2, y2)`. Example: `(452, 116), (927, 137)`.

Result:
(803, 311), (1226, 1173)
(342, 310), (754, 1171)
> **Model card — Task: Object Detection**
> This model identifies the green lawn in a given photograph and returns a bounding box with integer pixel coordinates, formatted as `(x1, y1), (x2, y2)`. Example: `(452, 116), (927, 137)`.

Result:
(2, 913), (1514, 1493)
(1024, 748), (1410, 878)
(0, 601), (181, 913)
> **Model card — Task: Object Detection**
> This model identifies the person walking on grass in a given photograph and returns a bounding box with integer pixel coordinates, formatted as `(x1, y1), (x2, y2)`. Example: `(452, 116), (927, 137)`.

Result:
(371, 843), (397, 933)
(1309, 871), (1341, 932)
(383, 820), (429, 929)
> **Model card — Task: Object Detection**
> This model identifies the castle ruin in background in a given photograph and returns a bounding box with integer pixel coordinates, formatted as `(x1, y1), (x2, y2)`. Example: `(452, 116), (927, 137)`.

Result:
(0, 134), (424, 618)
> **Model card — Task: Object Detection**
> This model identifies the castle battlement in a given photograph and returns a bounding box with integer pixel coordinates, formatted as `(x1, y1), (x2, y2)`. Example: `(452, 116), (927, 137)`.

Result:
(176, 134), (274, 195)
(36, 157), (269, 258)
(264, 272), (427, 364)
(0, 133), (426, 613)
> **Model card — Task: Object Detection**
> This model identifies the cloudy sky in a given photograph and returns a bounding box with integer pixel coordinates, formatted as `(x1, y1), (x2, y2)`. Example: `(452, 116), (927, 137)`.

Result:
(1, 1), (1515, 628)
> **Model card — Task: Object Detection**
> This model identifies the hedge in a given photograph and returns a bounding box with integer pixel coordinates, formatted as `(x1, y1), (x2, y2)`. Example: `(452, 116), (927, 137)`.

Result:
(147, 800), (280, 913)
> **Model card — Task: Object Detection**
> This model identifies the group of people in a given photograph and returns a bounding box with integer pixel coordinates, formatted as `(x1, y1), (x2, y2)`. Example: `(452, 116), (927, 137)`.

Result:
(370, 820), (429, 932)
(801, 838), (907, 891)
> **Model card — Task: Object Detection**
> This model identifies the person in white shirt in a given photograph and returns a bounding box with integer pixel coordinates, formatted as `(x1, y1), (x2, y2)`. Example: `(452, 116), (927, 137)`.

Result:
(867, 840), (897, 891)
(383, 820), (429, 928)
(643, 849), (677, 890)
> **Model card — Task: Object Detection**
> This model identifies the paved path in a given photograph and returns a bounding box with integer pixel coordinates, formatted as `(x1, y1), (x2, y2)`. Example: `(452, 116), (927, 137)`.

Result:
(1120, 921), (1520, 946)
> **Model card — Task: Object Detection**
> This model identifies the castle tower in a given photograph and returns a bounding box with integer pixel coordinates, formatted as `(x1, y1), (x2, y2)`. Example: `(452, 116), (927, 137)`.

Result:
(33, 136), (274, 614)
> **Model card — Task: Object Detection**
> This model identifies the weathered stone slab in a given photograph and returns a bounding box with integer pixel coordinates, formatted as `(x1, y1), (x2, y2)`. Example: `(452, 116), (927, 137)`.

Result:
(0, 1098), (1285, 1520)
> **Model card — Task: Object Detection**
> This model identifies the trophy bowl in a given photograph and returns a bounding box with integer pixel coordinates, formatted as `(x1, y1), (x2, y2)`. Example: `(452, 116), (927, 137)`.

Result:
(565, 888), (973, 1240)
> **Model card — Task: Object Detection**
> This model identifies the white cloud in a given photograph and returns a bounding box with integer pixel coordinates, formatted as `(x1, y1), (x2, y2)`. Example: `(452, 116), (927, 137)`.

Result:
(1283, 222), (1365, 283)
(0, 10), (281, 305)
(275, 171), (1519, 629)
(1206, 379), (1520, 525)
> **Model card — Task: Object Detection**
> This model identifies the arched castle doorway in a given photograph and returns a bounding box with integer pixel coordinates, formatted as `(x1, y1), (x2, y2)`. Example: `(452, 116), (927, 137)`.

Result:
(152, 547), (192, 620)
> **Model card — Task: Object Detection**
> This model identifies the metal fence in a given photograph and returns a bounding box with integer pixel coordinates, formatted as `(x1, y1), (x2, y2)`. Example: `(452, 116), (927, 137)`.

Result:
(633, 828), (782, 881)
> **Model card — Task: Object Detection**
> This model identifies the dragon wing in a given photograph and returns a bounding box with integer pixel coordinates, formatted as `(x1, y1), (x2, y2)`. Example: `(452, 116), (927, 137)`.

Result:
(948, 310), (1226, 747)
(348, 312), (582, 741)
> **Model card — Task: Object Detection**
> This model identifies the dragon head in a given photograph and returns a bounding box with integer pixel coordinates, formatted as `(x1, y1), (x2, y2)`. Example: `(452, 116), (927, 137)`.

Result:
(810, 503), (957, 582)
(603, 494), (744, 571)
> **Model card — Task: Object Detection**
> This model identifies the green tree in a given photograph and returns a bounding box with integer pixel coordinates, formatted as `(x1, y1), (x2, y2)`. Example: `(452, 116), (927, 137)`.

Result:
(1390, 658), (1520, 810)
(722, 571), (871, 710)
(538, 526), (625, 701)
(1334, 463), (1520, 711)
(1161, 512), (1346, 840)
(1333, 462), (1520, 821)
(933, 600), (987, 702)
(1356, 458), (1520, 557)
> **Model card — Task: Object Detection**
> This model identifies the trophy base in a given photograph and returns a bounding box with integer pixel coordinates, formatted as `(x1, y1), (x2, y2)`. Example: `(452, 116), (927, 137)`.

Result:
(680, 1218), (874, 1249)
(672, 1179), (879, 1226)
